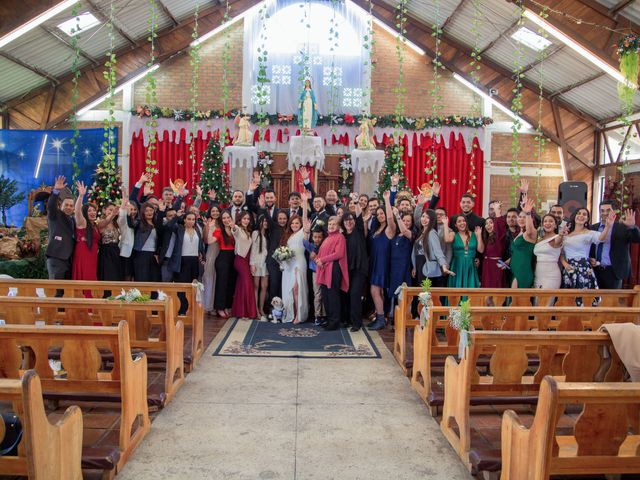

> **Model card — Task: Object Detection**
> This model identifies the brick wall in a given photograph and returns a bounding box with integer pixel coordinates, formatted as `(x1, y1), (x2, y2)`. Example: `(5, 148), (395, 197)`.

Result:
(491, 133), (561, 166)
(133, 21), (244, 108)
(370, 25), (481, 117)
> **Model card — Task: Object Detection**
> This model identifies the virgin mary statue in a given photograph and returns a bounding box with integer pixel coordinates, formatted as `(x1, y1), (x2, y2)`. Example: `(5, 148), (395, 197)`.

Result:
(297, 79), (318, 130)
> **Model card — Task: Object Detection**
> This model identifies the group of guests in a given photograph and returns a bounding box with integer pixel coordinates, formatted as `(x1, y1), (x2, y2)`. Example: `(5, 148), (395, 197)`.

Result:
(45, 171), (640, 330)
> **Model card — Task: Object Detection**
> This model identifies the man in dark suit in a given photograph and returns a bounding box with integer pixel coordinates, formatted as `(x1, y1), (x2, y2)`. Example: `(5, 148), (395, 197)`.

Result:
(590, 200), (640, 289)
(450, 193), (485, 230)
(46, 176), (75, 295)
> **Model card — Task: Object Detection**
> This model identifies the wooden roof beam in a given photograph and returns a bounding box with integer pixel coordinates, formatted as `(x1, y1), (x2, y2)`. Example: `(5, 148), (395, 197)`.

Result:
(478, 18), (521, 56)
(609, 0), (637, 17)
(40, 25), (99, 66)
(84, 0), (137, 48)
(0, 51), (59, 85)
(157, 0), (179, 27)
(441, 0), (465, 31)
(549, 72), (605, 98)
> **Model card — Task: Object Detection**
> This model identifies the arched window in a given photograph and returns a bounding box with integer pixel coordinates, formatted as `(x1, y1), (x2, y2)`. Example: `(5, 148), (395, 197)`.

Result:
(242, 0), (371, 116)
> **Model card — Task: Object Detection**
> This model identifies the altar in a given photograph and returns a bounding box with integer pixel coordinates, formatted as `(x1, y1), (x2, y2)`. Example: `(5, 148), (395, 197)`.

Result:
(287, 135), (325, 170)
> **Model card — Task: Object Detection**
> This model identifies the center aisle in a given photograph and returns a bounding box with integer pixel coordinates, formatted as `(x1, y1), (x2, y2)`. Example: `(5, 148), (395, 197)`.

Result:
(118, 320), (473, 480)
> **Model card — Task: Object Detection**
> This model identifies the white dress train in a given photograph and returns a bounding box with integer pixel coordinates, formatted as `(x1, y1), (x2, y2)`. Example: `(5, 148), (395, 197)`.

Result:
(281, 229), (309, 323)
(202, 238), (220, 312)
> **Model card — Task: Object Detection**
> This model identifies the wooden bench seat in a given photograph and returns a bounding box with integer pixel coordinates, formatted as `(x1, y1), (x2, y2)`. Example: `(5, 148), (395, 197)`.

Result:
(0, 296), (184, 405)
(394, 286), (640, 376)
(439, 330), (625, 470)
(0, 322), (149, 473)
(0, 370), (83, 479)
(410, 305), (640, 414)
(0, 279), (204, 371)
(500, 377), (640, 479)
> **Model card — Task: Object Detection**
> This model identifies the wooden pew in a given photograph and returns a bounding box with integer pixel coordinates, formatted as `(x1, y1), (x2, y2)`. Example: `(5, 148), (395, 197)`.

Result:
(395, 286), (640, 375)
(0, 279), (204, 371)
(410, 305), (640, 413)
(0, 370), (83, 479)
(501, 376), (640, 480)
(0, 321), (150, 472)
(439, 330), (624, 470)
(0, 296), (184, 406)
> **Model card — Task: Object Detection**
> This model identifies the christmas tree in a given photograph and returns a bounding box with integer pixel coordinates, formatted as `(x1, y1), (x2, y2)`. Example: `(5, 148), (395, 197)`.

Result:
(89, 151), (121, 211)
(198, 137), (231, 205)
(376, 137), (407, 197)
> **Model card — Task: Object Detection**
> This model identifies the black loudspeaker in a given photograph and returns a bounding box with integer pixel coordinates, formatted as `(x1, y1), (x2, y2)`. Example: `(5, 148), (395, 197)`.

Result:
(558, 181), (588, 221)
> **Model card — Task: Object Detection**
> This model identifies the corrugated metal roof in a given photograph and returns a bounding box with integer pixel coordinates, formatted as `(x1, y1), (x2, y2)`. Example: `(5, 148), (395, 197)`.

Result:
(0, 57), (49, 103)
(524, 48), (600, 93)
(162, 0), (213, 22)
(559, 75), (640, 120)
(3, 28), (91, 78)
(446, 0), (522, 51)
(381, 0), (462, 27)
(484, 35), (541, 73)
(596, 0), (640, 25)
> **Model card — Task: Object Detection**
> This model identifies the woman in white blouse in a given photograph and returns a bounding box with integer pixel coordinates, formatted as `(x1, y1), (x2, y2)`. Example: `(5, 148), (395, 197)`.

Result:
(533, 214), (564, 290)
(250, 214), (270, 321)
(561, 207), (614, 291)
(230, 211), (257, 320)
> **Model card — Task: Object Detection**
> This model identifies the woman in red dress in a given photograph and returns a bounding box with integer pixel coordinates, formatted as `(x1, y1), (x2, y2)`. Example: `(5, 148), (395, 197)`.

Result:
(231, 211), (257, 320)
(72, 181), (100, 297)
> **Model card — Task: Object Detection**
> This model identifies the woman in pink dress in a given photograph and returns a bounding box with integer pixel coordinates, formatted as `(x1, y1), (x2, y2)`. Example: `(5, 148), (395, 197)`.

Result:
(72, 181), (100, 297)
(231, 211), (257, 320)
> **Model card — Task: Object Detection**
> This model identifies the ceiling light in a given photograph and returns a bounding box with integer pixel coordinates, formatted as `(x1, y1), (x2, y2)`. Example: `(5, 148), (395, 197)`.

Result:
(0, 0), (77, 49)
(523, 9), (636, 88)
(511, 26), (552, 52)
(57, 12), (101, 37)
(453, 73), (533, 129)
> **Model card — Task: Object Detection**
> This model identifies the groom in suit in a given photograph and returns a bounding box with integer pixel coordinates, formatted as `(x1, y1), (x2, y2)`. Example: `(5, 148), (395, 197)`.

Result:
(46, 176), (76, 296)
(590, 200), (640, 289)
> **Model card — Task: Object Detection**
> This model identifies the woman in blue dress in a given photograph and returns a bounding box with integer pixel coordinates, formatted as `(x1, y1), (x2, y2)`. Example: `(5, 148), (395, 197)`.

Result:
(368, 191), (396, 331)
(388, 206), (414, 326)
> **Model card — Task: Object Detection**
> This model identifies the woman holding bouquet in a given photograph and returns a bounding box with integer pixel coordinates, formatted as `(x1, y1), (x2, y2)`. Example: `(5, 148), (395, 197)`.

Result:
(279, 194), (309, 324)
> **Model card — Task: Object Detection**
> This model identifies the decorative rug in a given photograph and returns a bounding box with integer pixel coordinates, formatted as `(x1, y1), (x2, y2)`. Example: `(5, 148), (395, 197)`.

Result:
(213, 319), (381, 358)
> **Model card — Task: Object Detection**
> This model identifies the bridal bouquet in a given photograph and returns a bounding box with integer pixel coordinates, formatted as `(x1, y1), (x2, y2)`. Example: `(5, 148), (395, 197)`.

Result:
(273, 246), (295, 270)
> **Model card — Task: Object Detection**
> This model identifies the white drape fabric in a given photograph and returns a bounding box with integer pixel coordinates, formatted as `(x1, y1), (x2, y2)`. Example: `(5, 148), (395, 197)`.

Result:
(242, 0), (371, 116)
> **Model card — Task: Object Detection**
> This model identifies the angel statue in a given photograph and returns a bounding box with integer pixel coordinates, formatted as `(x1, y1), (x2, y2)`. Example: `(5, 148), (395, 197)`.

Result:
(297, 79), (319, 131)
(356, 117), (375, 150)
(234, 112), (253, 146)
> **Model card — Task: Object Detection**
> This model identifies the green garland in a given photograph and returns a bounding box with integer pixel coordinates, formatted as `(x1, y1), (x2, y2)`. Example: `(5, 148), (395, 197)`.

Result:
(338, 154), (354, 198)
(466, 0), (483, 198)
(145, 0), (159, 187)
(132, 107), (493, 129)
(327, 0), (339, 132)
(256, 151), (274, 188)
(189, 4), (201, 183)
(616, 33), (640, 116)
(393, 0), (407, 136)
(533, 7), (550, 207)
(362, 0), (375, 113)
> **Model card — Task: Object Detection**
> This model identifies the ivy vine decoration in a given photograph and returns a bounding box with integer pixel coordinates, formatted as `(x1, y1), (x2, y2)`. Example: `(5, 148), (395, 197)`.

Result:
(616, 33), (640, 116)
(338, 154), (354, 198)
(131, 107), (493, 129)
(189, 4), (201, 185)
(393, 0), (407, 136)
(145, 0), (159, 187)
(256, 2), (270, 139)
(533, 7), (550, 207)
(220, 0), (232, 146)
(256, 151), (274, 188)
(426, 0), (443, 184)
(326, 0), (340, 133)
(510, 7), (526, 204)
(69, 0), (82, 190)
(361, 0), (375, 113)
(465, 0), (483, 199)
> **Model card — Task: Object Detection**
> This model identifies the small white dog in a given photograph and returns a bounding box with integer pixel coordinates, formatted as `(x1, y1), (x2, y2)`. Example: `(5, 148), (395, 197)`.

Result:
(269, 297), (284, 324)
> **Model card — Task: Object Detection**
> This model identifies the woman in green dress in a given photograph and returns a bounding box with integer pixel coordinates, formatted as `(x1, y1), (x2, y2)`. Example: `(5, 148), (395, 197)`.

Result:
(506, 197), (537, 288)
(443, 215), (483, 288)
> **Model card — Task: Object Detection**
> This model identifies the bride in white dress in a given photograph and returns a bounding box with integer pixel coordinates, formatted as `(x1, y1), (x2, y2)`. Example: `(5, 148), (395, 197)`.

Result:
(280, 195), (309, 324)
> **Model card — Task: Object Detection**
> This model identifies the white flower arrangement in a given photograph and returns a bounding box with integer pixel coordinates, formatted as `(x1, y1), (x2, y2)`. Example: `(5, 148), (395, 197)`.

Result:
(109, 288), (151, 303)
(273, 246), (295, 270)
(418, 279), (432, 327)
(448, 299), (472, 358)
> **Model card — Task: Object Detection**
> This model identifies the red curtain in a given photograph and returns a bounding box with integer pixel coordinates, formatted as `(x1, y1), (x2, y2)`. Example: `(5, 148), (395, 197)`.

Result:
(388, 132), (484, 216)
(129, 128), (231, 206)
(293, 165), (316, 194)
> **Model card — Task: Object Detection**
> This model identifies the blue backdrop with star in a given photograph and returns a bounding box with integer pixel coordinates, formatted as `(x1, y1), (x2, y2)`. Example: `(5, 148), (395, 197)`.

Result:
(0, 128), (117, 227)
